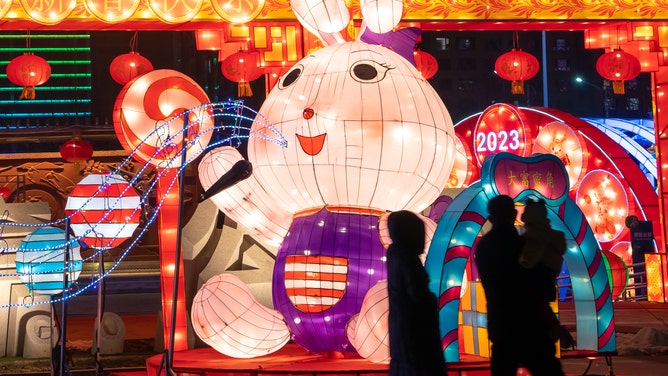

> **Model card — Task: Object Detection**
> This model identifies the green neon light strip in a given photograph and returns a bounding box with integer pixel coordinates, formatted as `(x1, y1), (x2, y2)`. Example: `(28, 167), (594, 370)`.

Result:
(0, 99), (91, 104)
(0, 86), (92, 91)
(0, 60), (91, 65)
(0, 73), (91, 78)
(0, 47), (90, 52)
(0, 34), (89, 39)
(0, 112), (92, 117)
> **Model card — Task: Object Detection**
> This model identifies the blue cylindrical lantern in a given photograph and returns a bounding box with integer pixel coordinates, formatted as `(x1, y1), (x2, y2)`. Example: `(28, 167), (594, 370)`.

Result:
(16, 227), (83, 296)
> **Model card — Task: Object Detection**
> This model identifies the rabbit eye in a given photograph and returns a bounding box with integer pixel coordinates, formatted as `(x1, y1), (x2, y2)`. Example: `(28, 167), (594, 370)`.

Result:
(279, 65), (303, 89)
(350, 60), (392, 83)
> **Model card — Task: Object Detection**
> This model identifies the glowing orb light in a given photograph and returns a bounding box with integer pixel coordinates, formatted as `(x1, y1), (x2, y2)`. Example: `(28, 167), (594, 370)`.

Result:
(65, 173), (141, 249)
(191, 273), (290, 358)
(113, 69), (213, 167)
(16, 227), (82, 296)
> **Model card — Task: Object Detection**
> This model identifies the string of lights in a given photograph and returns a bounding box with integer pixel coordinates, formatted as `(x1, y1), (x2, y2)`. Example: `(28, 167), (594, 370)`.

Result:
(0, 100), (286, 309)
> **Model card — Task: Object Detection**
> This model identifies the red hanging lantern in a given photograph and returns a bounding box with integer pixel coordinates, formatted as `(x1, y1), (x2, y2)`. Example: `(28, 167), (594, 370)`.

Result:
(596, 48), (641, 95)
(221, 50), (265, 97)
(6, 53), (51, 100)
(60, 137), (94, 172)
(601, 249), (629, 299)
(413, 49), (438, 80)
(109, 51), (154, 85)
(494, 49), (539, 95)
(0, 186), (10, 200)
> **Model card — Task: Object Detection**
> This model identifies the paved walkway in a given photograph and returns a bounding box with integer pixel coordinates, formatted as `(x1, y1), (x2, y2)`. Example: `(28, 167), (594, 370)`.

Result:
(559, 301), (668, 375)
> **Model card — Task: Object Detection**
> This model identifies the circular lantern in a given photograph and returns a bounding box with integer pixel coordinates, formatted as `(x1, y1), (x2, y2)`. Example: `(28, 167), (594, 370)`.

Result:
(290, 0), (350, 34)
(6, 53), (51, 100)
(222, 51), (265, 97)
(15, 227), (83, 296)
(65, 173), (141, 249)
(494, 49), (539, 95)
(60, 137), (94, 168)
(113, 69), (214, 167)
(0, 186), (10, 200)
(414, 49), (438, 80)
(360, 0), (403, 34)
(601, 249), (629, 299)
(532, 121), (585, 189)
(109, 51), (154, 85)
(191, 273), (290, 358)
(596, 49), (641, 95)
(575, 169), (629, 243)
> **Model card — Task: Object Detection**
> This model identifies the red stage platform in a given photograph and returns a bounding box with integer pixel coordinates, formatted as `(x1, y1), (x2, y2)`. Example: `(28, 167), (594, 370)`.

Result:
(142, 344), (494, 376)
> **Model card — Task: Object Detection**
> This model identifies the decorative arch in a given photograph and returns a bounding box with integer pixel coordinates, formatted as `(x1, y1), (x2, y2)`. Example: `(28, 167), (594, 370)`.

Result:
(425, 152), (615, 362)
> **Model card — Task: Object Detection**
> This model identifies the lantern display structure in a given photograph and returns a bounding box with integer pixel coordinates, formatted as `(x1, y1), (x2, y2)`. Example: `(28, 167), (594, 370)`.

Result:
(596, 49), (641, 94)
(199, 39), (456, 357)
(221, 51), (265, 97)
(109, 51), (154, 85)
(60, 137), (94, 171)
(6, 52), (51, 100)
(15, 226), (82, 296)
(494, 49), (539, 94)
(113, 69), (214, 352)
(290, 0), (350, 33)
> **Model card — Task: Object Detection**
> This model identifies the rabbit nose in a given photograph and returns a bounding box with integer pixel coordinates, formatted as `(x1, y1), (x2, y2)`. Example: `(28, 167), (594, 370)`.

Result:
(303, 108), (314, 119)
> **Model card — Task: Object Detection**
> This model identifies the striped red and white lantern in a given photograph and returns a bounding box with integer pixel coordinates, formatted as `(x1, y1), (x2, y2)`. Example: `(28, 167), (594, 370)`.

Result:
(65, 173), (141, 249)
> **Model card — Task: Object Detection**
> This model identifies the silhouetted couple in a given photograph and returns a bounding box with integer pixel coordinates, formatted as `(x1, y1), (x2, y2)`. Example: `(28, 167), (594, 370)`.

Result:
(475, 195), (565, 376)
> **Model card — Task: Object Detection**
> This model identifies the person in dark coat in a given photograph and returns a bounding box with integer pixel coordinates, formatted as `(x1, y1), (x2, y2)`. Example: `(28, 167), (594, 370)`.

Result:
(475, 195), (564, 376)
(386, 210), (446, 376)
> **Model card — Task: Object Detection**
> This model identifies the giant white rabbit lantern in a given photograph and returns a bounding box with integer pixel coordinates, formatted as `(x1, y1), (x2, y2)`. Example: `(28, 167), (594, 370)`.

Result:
(196, 0), (456, 359)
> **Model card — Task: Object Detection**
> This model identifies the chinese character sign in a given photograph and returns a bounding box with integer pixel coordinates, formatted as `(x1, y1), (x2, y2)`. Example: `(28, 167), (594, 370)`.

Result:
(481, 152), (569, 206)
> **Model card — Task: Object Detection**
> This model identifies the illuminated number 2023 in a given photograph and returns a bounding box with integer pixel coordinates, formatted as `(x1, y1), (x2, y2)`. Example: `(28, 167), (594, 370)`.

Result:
(476, 129), (521, 153)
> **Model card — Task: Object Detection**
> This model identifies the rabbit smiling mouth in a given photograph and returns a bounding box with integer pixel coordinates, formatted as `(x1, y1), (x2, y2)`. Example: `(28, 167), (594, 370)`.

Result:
(296, 133), (327, 156)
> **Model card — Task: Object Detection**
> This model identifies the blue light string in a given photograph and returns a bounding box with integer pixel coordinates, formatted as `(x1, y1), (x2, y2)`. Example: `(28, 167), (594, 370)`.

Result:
(0, 100), (287, 308)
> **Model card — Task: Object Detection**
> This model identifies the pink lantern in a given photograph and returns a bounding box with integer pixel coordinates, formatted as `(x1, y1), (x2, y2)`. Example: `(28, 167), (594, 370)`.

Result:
(65, 173), (141, 249)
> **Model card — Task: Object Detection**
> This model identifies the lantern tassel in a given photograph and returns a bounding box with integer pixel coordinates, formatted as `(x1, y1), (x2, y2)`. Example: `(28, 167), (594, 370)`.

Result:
(19, 86), (35, 100)
(511, 80), (525, 95)
(238, 82), (253, 97)
(612, 80), (625, 95)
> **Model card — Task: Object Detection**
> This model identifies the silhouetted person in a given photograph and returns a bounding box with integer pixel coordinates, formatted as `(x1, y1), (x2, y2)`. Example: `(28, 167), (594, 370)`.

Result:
(475, 195), (564, 376)
(386, 210), (446, 376)
(520, 198), (567, 341)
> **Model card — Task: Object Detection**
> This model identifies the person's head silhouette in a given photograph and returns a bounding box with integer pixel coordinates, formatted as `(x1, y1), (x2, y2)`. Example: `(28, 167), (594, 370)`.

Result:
(487, 195), (517, 226)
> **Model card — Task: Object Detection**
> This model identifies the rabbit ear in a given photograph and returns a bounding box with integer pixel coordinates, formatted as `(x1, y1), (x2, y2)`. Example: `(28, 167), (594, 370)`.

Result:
(291, 0), (349, 46)
(359, 0), (404, 34)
